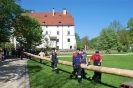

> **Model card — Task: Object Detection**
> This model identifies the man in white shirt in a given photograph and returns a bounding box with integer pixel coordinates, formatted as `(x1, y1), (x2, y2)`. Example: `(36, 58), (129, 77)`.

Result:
(38, 50), (45, 63)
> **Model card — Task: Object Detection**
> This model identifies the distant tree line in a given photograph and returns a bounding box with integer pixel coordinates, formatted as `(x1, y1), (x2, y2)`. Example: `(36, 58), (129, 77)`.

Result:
(75, 19), (133, 52)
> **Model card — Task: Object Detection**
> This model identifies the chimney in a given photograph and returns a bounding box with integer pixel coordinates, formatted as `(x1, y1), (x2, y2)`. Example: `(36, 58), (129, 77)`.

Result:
(31, 10), (35, 13)
(53, 8), (55, 16)
(63, 8), (66, 15)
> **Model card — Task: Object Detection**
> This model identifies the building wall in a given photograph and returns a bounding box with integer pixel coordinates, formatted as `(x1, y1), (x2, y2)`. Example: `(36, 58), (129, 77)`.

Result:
(42, 25), (76, 49)
(11, 25), (76, 49)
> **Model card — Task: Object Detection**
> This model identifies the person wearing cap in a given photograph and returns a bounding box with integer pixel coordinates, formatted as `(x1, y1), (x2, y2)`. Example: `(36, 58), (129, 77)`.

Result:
(80, 48), (87, 79)
(70, 48), (82, 83)
(87, 50), (102, 83)
(50, 48), (58, 73)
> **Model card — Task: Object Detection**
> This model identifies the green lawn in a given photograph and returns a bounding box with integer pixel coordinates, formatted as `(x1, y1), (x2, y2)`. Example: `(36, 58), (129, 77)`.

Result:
(27, 54), (133, 88)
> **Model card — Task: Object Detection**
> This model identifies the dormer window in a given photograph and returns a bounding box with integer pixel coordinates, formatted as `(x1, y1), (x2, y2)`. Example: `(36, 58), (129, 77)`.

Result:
(59, 15), (61, 16)
(44, 15), (47, 17)
(42, 22), (45, 25)
(59, 21), (61, 24)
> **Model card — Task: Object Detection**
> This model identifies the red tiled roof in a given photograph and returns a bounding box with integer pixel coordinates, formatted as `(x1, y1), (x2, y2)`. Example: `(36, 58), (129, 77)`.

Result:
(28, 12), (74, 26)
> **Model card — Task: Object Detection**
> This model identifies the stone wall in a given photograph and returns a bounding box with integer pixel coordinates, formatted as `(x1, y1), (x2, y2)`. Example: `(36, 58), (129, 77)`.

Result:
(55, 49), (118, 54)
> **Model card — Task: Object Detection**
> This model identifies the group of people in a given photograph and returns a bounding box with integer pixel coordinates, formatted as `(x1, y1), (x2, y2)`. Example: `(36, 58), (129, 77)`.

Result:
(69, 48), (102, 83)
(0, 48), (10, 61)
(38, 48), (58, 73)
(39, 48), (102, 83)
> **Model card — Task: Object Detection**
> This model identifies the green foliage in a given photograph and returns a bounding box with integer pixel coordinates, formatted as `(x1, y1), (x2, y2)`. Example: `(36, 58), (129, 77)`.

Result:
(0, 42), (14, 49)
(127, 17), (133, 30)
(5, 42), (14, 48)
(13, 15), (43, 48)
(127, 17), (133, 44)
(81, 36), (89, 49)
(0, 0), (24, 43)
(28, 54), (133, 88)
(128, 49), (133, 52)
(89, 37), (99, 49)
(75, 33), (81, 42)
(74, 33), (83, 49)
(98, 27), (119, 50)
(117, 29), (130, 51)
(122, 46), (127, 52)
(74, 42), (82, 49)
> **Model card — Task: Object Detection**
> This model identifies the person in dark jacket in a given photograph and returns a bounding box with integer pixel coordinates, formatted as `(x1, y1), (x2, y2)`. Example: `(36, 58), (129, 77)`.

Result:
(87, 50), (102, 83)
(50, 48), (58, 73)
(80, 48), (87, 79)
(70, 48), (82, 83)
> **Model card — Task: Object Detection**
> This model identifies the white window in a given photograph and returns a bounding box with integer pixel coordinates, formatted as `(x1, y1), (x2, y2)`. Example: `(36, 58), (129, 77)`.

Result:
(67, 38), (70, 42)
(57, 39), (59, 42)
(67, 31), (70, 35)
(57, 31), (59, 35)
(46, 31), (48, 35)
(57, 46), (59, 49)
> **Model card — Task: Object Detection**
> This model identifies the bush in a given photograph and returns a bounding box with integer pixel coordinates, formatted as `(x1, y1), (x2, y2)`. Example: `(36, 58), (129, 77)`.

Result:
(128, 49), (133, 52)
(122, 46), (128, 52)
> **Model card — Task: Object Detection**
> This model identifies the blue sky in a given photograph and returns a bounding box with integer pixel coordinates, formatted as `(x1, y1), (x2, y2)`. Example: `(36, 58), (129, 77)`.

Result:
(19, 0), (133, 39)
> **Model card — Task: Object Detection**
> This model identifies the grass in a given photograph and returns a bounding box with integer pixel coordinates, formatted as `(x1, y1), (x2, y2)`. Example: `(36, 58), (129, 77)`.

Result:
(27, 54), (133, 88)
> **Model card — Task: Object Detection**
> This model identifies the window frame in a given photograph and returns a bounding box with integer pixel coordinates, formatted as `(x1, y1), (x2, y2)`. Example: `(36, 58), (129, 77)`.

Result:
(67, 31), (70, 35)
(45, 31), (48, 35)
(67, 38), (70, 42)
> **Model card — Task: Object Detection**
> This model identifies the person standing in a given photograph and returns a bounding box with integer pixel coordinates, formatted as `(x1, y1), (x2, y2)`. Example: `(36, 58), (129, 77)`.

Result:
(80, 48), (87, 79)
(20, 47), (24, 60)
(70, 51), (77, 79)
(50, 48), (58, 73)
(70, 48), (82, 83)
(0, 49), (3, 61)
(87, 50), (102, 83)
(38, 50), (45, 63)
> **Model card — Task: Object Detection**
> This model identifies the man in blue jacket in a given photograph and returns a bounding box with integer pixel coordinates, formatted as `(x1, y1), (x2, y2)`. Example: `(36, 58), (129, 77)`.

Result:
(70, 48), (82, 83)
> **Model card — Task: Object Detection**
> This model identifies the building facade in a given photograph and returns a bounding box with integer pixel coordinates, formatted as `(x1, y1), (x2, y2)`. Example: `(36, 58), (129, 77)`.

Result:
(29, 8), (76, 49)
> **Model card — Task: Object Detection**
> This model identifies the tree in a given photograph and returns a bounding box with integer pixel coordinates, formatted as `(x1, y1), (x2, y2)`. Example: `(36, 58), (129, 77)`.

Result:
(75, 33), (81, 42)
(98, 27), (120, 50)
(89, 37), (99, 49)
(117, 29), (130, 51)
(110, 20), (130, 51)
(0, 0), (24, 43)
(127, 17), (133, 44)
(81, 36), (89, 49)
(110, 20), (122, 32)
(127, 17), (133, 30)
(13, 15), (43, 49)
(74, 33), (82, 48)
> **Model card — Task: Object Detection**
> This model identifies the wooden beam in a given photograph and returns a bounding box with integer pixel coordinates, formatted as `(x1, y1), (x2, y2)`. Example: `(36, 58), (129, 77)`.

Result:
(24, 52), (133, 78)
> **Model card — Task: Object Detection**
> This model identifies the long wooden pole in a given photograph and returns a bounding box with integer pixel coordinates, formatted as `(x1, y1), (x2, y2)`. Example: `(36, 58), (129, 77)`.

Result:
(24, 52), (133, 78)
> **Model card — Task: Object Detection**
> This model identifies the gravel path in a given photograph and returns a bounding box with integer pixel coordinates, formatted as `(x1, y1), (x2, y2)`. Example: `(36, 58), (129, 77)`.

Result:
(0, 57), (30, 88)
